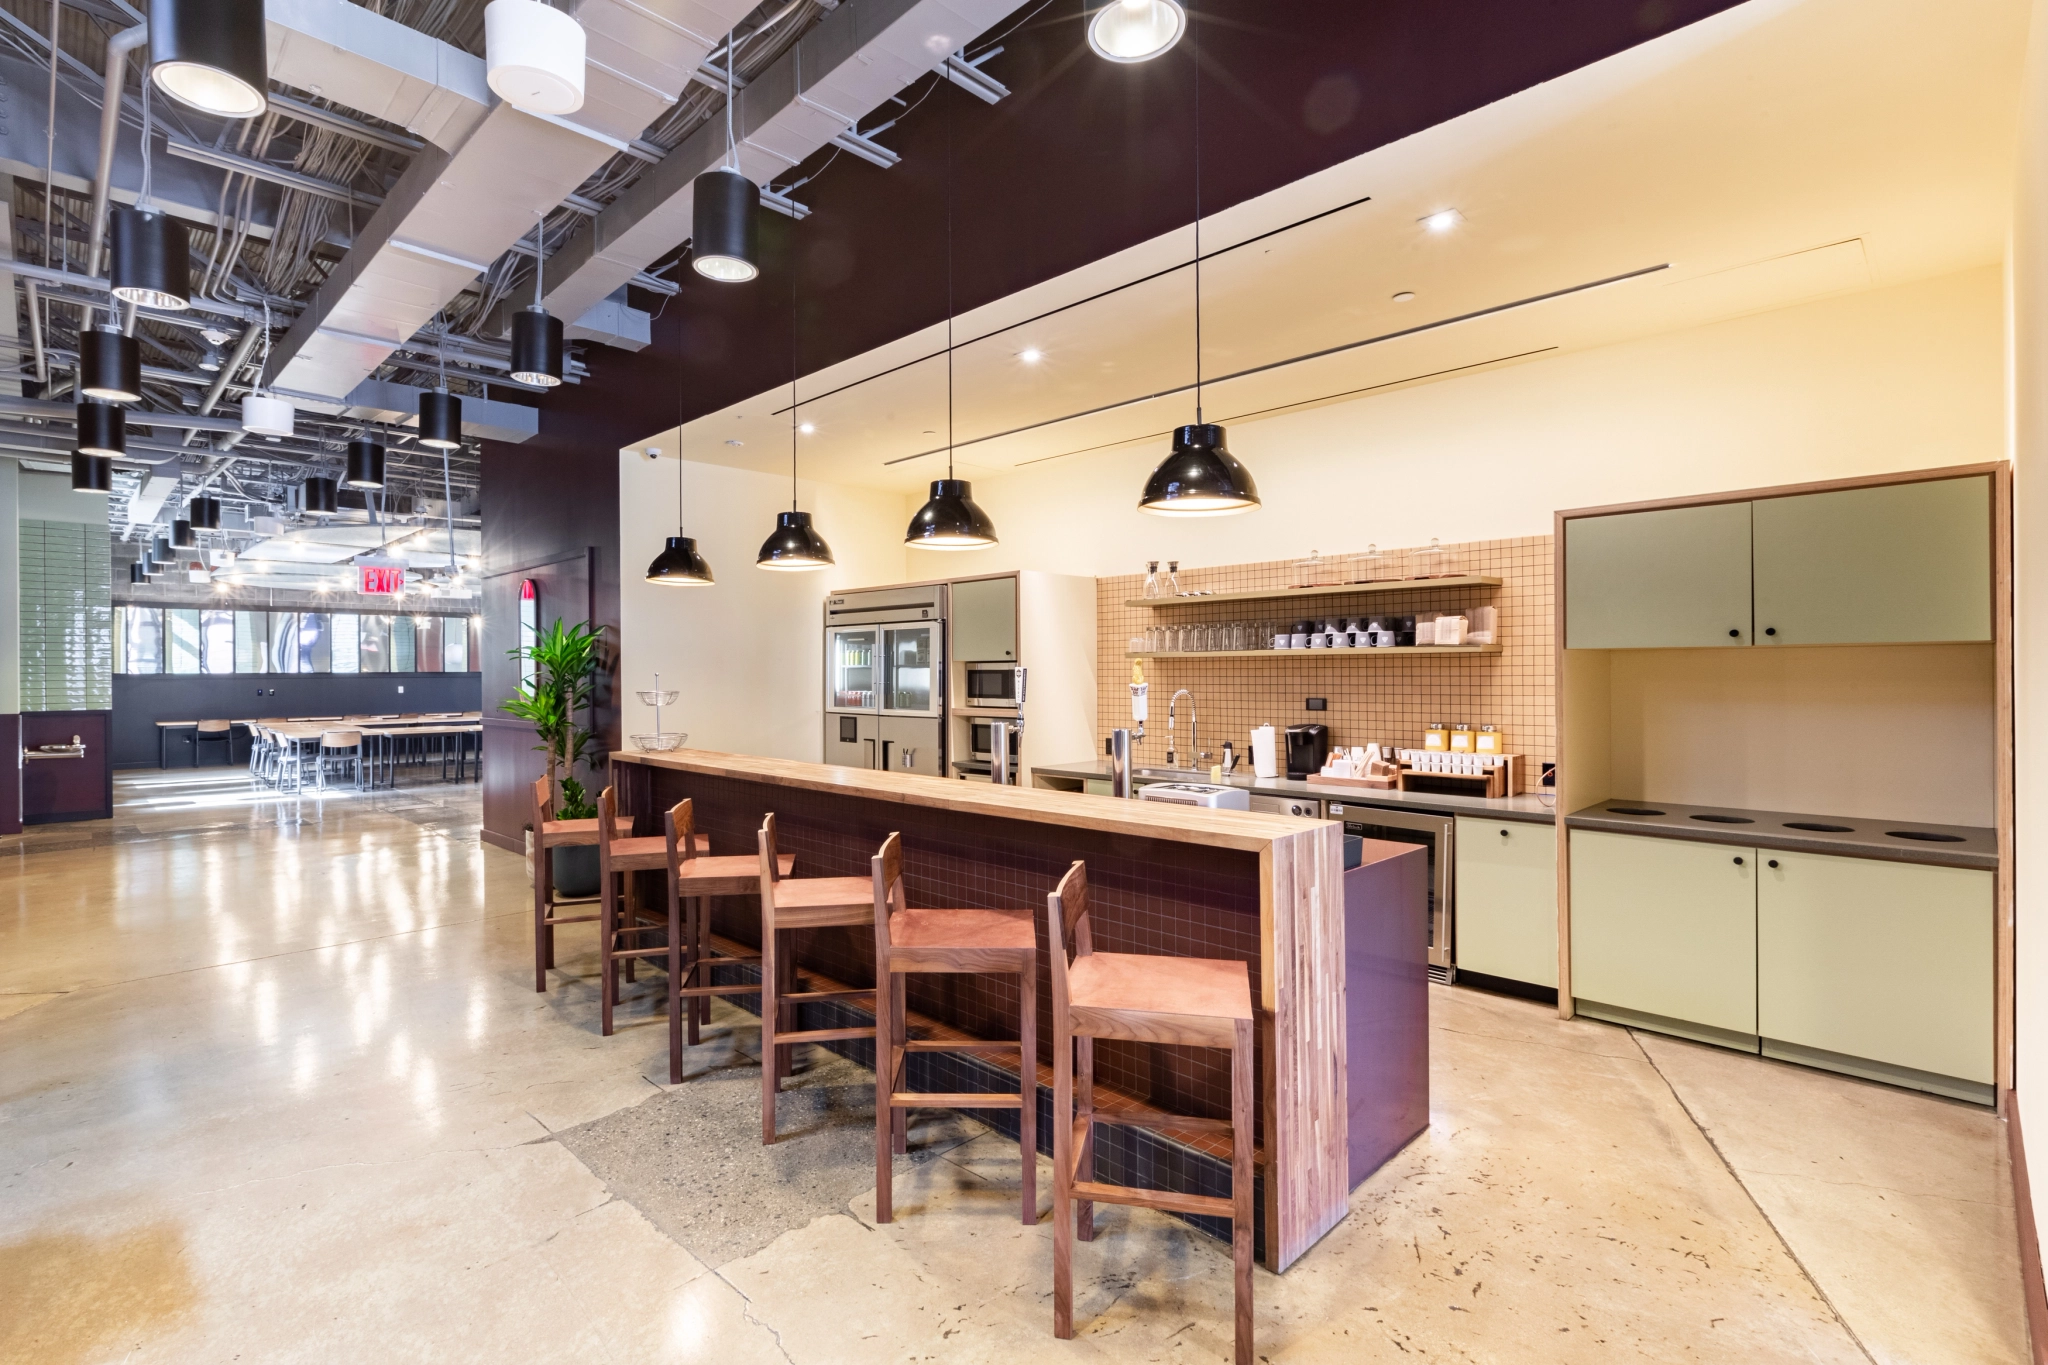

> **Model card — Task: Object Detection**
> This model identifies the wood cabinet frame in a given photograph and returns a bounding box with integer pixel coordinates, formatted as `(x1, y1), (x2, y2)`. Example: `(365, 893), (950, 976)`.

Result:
(1552, 461), (2012, 1111)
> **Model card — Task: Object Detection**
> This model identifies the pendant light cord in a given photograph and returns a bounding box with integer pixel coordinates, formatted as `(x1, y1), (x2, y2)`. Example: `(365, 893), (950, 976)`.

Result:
(945, 89), (955, 480)
(534, 213), (544, 299)
(42, 0), (56, 269)
(789, 254), (799, 510)
(1191, 7), (1202, 425)
(725, 32), (739, 172)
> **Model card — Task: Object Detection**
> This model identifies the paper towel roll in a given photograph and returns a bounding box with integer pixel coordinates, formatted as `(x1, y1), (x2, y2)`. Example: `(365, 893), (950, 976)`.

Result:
(1251, 725), (1277, 779)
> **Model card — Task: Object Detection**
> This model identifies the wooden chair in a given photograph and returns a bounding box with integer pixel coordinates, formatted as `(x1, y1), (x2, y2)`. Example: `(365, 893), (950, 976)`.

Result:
(662, 798), (793, 1081)
(871, 831), (1038, 1225)
(1048, 861), (1255, 1365)
(191, 718), (233, 766)
(757, 811), (876, 1144)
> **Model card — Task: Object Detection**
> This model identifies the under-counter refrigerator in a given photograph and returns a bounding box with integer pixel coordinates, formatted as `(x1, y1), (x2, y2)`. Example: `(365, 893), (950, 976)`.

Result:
(824, 585), (946, 777)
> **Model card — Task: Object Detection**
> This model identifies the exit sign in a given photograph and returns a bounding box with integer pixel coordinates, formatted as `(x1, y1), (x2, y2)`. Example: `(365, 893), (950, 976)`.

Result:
(359, 564), (406, 595)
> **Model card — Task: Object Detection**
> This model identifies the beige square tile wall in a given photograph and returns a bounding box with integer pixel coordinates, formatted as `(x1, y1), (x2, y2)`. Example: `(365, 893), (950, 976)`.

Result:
(1094, 536), (1556, 775)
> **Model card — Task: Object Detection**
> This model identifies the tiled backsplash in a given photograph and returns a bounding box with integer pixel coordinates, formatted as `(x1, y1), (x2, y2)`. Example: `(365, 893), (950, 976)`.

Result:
(1094, 536), (1555, 771)
(21, 519), (112, 712)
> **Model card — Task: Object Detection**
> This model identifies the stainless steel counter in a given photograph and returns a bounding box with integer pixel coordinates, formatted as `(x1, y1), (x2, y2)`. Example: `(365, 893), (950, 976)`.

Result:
(1565, 799), (1996, 870)
(1031, 758), (1558, 824)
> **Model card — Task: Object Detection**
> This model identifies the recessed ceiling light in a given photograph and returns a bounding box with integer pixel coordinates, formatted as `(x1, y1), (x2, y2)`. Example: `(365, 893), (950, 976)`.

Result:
(799, 422), (816, 434)
(1019, 348), (1043, 364)
(725, 438), (744, 447)
(1421, 209), (1463, 234)
(1392, 291), (1416, 302)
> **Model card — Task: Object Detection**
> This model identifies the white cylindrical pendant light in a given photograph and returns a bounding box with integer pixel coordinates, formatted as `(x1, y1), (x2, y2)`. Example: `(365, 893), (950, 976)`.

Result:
(241, 391), (295, 438)
(485, 0), (586, 116)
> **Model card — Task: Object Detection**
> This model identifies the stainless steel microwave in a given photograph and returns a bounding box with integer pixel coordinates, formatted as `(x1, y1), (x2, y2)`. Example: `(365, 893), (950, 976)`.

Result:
(963, 662), (1020, 708)
(968, 717), (1022, 762)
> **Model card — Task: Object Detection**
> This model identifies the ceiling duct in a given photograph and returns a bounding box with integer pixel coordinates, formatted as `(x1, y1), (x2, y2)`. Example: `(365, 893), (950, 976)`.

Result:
(541, 0), (1027, 324)
(265, 0), (761, 402)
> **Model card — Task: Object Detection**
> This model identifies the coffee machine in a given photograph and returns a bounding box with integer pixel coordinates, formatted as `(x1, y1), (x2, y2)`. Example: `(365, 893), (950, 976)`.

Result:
(1284, 723), (1329, 778)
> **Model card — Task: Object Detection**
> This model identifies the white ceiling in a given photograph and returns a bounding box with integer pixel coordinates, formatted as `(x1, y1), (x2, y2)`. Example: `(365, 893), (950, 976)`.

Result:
(647, 0), (2026, 494)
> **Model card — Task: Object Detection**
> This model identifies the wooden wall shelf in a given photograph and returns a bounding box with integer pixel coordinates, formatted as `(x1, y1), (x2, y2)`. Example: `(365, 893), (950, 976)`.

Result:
(1126, 645), (1501, 660)
(1125, 575), (1502, 609)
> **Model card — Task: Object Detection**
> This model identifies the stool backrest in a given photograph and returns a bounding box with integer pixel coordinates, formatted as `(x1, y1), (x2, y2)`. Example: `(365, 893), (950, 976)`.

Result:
(531, 775), (554, 827)
(597, 785), (623, 873)
(321, 730), (361, 749)
(872, 831), (905, 954)
(1046, 861), (1092, 1019)
(756, 812), (784, 908)
(197, 719), (230, 734)
(664, 797), (697, 868)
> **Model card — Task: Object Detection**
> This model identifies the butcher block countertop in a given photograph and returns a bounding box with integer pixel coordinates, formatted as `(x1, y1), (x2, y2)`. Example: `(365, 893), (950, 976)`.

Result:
(611, 748), (1325, 849)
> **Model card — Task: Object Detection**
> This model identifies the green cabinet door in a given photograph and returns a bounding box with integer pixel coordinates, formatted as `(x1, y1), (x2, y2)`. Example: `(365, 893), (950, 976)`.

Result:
(1569, 830), (1757, 1040)
(1757, 851), (1993, 1087)
(1455, 817), (1557, 986)
(1564, 502), (1754, 649)
(1752, 476), (1991, 645)
(951, 576), (1018, 662)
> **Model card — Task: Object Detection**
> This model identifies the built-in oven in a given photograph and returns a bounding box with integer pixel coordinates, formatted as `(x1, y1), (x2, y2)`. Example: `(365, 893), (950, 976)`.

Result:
(1327, 802), (1456, 982)
(962, 661), (1020, 708)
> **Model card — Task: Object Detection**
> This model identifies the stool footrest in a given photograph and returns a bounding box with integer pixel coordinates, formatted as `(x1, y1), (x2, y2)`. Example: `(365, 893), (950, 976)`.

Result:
(613, 947), (674, 961)
(891, 1091), (1024, 1109)
(774, 1026), (877, 1044)
(543, 894), (601, 907)
(677, 983), (759, 998)
(1088, 1112), (1237, 1135)
(904, 1039), (1020, 1053)
(1070, 1181), (1233, 1220)
(543, 913), (600, 927)
(782, 988), (874, 1003)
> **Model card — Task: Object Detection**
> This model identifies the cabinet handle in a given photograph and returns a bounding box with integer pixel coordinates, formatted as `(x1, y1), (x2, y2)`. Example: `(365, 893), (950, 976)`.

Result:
(1732, 856), (1744, 865)
(1768, 859), (1780, 869)
(1764, 627), (1777, 636)
(1728, 628), (1740, 638)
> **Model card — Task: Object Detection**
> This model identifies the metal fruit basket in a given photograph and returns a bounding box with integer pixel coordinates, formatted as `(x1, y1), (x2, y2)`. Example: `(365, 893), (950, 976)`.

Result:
(631, 732), (686, 752)
(635, 689), (680, 707)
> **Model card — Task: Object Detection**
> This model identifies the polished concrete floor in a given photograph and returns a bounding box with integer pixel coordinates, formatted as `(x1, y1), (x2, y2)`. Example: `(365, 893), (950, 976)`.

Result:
(0, 770), (2027, 1363)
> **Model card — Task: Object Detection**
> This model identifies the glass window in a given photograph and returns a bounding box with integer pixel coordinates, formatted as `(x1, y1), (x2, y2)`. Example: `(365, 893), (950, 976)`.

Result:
(442, 616), (469, 672)
(519, 581), (539, 693)
(120, 606), (163, 674)
(331, 613), (360, 674)
(297, 613), (331, 673)
(270, 613), (298, 673)
(234, 612), (269, 673)
(167, 609), (201, 675)
(391, 614), (416, 673)
(201, 610), (234, 674)
(413, 616), (442, 673)
(360, 615), (390, 673)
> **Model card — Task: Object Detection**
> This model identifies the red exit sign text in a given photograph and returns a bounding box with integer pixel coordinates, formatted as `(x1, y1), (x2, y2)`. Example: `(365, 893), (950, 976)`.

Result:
(359, 565), (406, 595)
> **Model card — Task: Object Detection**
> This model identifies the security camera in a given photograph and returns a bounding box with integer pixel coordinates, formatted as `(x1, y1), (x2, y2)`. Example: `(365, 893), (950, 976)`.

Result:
(643, 446), (663, 461)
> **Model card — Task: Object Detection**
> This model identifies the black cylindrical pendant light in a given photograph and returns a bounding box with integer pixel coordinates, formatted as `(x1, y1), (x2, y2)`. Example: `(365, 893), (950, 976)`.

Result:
(510, 307), (564, 387)
(419, 389), (461, 449)
(905, 479), (998, 550)
(152, 535), (174, 566)
(189, 495), (221, 530)
(646, 536), (714, 586)
(1138, 423), (1261, 516)
(80, 326), (142, 402)
(77, 400), (124, 457)
(130, 560), (149, 584)
(756, 511), (834, 571)
(303, 476), (338, 516)
(71, 451), (112, 493)
(692, 169), (759, 282)
(150, 0), (268, 119)
(110, 206), (192, 311)
(172, 519), (196, 548)
(345, 438), (386, 489)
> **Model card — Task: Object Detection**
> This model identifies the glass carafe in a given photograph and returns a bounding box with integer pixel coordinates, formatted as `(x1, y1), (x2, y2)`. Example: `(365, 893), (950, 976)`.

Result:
(1142, 561), (1161, 600)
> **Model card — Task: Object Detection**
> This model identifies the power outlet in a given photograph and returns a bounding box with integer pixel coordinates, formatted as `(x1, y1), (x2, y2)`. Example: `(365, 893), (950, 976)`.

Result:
(1305, 697), (1328, 711)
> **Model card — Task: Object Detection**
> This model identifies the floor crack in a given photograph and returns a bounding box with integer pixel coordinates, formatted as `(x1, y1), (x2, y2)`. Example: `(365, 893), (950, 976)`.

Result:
(713, 1265), (797, 1364)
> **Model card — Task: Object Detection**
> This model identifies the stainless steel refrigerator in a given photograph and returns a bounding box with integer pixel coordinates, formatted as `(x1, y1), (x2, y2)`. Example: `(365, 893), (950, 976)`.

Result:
(824, 585), (946, 777)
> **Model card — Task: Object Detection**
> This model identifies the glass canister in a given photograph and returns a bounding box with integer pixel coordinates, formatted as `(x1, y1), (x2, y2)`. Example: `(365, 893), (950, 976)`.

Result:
(1411, 537), (1464, 579)
(1291, 550), (1328, 589)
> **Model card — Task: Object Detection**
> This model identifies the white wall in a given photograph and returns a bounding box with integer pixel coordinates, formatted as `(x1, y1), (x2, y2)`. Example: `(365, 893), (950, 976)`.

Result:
(618, 451), (908, 760)
(929, 266), (2005, 577)
(2010, 0), (2048, 1251)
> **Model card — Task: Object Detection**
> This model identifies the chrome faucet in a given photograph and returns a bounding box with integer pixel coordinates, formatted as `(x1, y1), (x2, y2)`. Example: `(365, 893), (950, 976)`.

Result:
(1166, 689), (1196, 770)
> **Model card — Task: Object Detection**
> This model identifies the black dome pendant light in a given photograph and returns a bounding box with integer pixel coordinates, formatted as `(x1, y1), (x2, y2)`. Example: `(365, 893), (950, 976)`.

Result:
(646, 447), (716, 587)
(149, 0), (268, 120)
(419, 312), (462, 449)
(71, 452), (112, 493)
(510, 214), (565, 387)
(1139, 8), (1259, 517)
(110, 77), (191, 312)
(757, 261), (833, 571)
(80, 326), (142, 402)
(345, 436), (386, 489)
(691, 33), (759, 283)
(906, 97), (997, 551)
(77, 400), (125, 457)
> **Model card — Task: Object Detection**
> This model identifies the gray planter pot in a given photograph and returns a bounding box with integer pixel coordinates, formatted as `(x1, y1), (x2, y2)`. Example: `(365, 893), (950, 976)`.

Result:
(553, 844), (601, 898)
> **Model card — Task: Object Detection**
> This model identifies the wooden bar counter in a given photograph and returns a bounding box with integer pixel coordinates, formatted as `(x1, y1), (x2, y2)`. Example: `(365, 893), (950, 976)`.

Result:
(612, 748), (1423, 1271)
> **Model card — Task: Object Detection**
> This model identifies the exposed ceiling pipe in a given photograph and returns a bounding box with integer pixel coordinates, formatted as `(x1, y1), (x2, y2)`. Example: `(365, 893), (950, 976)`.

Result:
(86, 23), (148, 283)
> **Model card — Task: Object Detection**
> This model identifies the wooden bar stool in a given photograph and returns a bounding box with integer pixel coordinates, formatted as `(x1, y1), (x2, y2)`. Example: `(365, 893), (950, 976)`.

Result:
(870, 831), (1038, 1225)
(1048, 861), (1256, 1365)
(597, 785), (681, 1036)
(757, 811), (877, 1144)
(533, 777), (706, 994)
(663, 798), (792, 1081)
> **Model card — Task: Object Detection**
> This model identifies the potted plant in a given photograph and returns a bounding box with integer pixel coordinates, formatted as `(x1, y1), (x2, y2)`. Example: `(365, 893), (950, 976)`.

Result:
(504, 618), (605, 898)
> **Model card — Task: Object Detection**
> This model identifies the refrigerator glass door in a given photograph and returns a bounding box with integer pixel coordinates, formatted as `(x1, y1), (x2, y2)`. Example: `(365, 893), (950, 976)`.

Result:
(883, 624), (939, 716)
(828, 628), (879, 711)
(1332, 804), (1456, 978)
